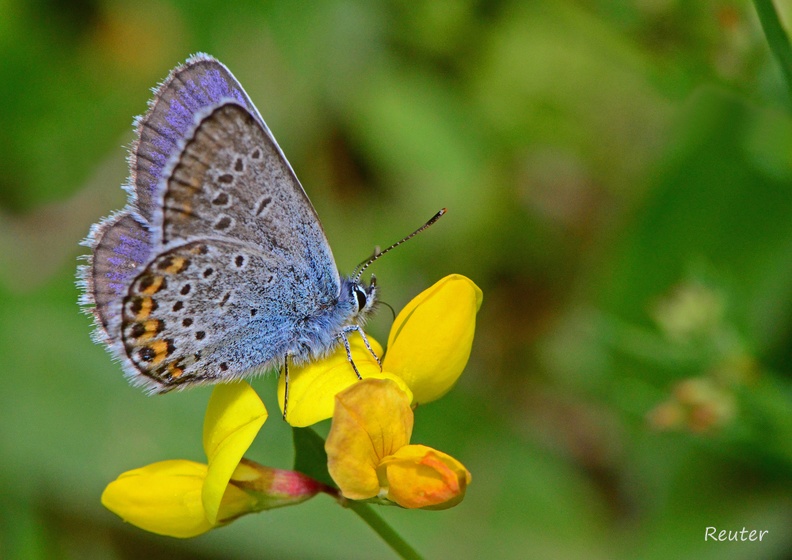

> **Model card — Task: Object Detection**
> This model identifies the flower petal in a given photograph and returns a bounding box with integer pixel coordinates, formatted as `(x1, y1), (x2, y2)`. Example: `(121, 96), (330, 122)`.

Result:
(202, 382), (267, 525)
(384, 274), (482, 404)
(279, 333), (412, 427)
(101, 460), (214, 538)
(379, 444), (472, 509)
(326, 379), (413, 500)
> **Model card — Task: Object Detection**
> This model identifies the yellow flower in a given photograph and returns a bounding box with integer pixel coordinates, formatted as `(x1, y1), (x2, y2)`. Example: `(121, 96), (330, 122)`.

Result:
(325, 378), (471, 509)
(384, 274), (483, 404)
(278, 334), (413, 427)
(380, 445), (470, 510)
(102, 382), (327, 537)
(201, 381), (269, 524)
(281, 274), (482, 426)
(101, 460), (249, 538)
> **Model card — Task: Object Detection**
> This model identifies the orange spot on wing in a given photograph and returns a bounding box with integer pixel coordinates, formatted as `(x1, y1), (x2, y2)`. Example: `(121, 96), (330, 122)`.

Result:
(136, 319), (162, 341)
(149, 339), (170, 366)
(175, 201), (193, 218)
(167, 362), (184, 378)
(141, 276), (165, 295)
(135, 296), (155, 320)
(163, 256), (188, 274)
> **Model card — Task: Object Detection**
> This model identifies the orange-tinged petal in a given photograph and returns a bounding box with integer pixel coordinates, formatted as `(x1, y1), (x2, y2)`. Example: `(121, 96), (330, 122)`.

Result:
(101, 460), (213, 538)
(202, 382), (267, 525)
(280, 333), (412, 427)
(379, 444), (472, 510)
(326, 379), (413, 500)
(384, 275), (482, 404)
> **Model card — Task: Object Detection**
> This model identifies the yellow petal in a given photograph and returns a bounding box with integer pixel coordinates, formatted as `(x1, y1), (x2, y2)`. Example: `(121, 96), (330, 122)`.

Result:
(326, 378), (413, 500)
(379, 444), (472, 510)
(279, 333), (412, 427)
(202, 382), (268, 525)
(101, 460), (214, 538)
(384, 274), (483, 404)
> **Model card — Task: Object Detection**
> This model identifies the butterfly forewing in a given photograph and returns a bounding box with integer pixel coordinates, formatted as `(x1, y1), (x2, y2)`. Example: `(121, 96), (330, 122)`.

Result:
(120, 102), (341, 389)
(132, 55), (265, 222)
(160, 101), (340, 304)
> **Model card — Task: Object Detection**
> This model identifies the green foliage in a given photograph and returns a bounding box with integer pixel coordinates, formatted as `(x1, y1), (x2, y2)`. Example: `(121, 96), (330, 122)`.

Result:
(292, 427), (335, 489)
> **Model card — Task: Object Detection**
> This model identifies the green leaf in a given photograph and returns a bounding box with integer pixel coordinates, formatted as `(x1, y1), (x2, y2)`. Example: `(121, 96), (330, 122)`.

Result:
(292, 427), (335, 488)
(753, 0), (792, 105)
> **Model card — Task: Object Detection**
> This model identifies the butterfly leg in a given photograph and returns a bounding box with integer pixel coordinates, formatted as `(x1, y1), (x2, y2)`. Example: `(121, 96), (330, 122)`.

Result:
(282, 355), (291, 421)
(344, 325), (382, 371)
(338, 332), (363, 380)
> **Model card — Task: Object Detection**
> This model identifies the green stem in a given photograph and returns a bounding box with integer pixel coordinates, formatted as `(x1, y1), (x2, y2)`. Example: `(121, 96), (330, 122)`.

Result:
(753, 0), (792, 102)
(346, 500), (425, 560)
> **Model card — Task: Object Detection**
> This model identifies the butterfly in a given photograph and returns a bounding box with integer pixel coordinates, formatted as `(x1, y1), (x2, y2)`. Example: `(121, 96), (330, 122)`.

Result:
(80, 54), (388, 406)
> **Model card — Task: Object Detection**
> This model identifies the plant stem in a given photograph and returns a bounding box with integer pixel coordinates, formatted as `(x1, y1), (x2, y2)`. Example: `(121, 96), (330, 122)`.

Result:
(347, 501), (425, 560)
(754, 0), (792, 103)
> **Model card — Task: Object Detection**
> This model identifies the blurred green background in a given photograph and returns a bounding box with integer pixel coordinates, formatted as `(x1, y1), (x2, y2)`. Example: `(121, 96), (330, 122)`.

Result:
(2, 0), (792, 558)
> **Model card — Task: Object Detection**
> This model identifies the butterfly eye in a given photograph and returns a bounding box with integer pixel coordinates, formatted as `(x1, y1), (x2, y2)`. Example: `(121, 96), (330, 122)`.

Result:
(353, 285), (367, 311)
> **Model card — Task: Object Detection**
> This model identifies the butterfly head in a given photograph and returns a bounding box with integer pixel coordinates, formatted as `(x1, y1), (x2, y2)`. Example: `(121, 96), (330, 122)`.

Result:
(344, 275), (378, 323)
(343, 209), (446, 327)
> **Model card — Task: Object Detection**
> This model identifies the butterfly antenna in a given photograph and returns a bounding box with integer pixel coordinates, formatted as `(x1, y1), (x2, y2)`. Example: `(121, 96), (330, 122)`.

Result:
(353, 208), (446, 282)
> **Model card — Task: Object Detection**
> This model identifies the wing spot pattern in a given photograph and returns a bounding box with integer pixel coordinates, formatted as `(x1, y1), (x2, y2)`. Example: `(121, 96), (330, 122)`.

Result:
(213, 215), (233, 231)
(255, 196), (272, 216)
(212, 192), (230, 206)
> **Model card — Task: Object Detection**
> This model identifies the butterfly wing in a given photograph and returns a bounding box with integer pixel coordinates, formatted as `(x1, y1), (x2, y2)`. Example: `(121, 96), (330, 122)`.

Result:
(119, 240), (291, 388)
(82, 55), (260, 351)
(82, 55), (343, 389)
(79, 211), (153, 346)
(130, 53), (271, 222)
(155, 102), (336, 271)
(120, 102), (341, 390)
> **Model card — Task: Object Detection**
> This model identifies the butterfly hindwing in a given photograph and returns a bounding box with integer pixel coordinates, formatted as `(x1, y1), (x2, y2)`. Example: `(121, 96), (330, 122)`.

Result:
(120, 240), (297, 389)
(80, 211), (153, 345)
